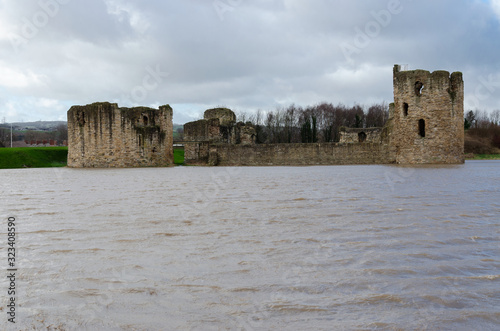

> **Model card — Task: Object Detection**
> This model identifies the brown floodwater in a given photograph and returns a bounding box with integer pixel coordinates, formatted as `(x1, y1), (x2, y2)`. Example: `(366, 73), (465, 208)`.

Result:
(1, 161), (499, 330)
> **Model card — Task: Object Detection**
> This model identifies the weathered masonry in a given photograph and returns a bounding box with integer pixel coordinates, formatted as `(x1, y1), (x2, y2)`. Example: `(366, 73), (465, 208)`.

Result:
(390, 65), (464, 164)
(184, 65), (464, 166)
(184, 108), (256, 165)
(67, 102), (173, 167)
(339, 127), (383, 144)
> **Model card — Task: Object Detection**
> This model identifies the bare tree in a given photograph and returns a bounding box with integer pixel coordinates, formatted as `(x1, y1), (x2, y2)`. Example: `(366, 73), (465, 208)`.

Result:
(366, 103), (389, 128)
(175, 127), (184, 142)
(342, 104), (364, 128)
(311, 102), (333, 142)
(234, 100), (394, 143)
(490, 109), (500, 126)
(55, 124), (68, 141)
(235, 110), (247, 123)
(474, 110), (490, 129)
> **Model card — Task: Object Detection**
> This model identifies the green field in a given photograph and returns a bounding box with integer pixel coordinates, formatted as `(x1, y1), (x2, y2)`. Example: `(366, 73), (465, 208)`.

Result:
(1, 147), (185, 168)
(174, 147), (184, 165)
(0, 147), (68, 169)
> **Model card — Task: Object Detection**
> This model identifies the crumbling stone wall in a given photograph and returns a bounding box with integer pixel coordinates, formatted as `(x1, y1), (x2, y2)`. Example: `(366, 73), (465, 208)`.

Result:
(339, 127), (383, 144)
(391, 65), (464, 164)
(67, 102), (173, 167)
(204, 108), (236, 126)
(184, 108), (256, 164)
(212, 142), (392, 166)
(183, 118), (222, 164)
(232, 122), (257, 145)
(184, 118), (221, 142)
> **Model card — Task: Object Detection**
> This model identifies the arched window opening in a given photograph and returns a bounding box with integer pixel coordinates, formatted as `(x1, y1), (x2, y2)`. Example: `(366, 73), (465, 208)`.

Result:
(415, 81), (424, 96)
(418, 119), (426, 137)
(358, 132), (367, 143)
(403, 103), (409, 117)
(143, 115), (149, 126)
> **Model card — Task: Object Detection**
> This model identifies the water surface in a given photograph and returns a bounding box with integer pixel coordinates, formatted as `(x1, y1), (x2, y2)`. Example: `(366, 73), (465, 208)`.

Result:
(1, 161), (499, 330)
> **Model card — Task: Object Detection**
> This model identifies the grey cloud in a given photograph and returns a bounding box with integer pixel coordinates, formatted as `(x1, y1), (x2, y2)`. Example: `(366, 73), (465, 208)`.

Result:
(0, 0), (498, 123)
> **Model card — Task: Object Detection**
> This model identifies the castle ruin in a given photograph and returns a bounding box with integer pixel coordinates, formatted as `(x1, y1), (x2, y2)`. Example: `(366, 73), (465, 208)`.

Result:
(67, 65), (464, 167)
(183, 65), (464, 166)
(67, 102), (173, 167)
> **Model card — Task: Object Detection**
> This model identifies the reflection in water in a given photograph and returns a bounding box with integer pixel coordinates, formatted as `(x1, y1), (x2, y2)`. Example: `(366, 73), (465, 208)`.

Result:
(1, 161), (499, 330)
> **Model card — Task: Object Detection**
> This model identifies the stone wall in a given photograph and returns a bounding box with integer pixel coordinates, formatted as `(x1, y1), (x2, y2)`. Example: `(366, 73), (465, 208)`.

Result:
(211, 142), (392, 166)
(391, 65), (464, 164)
(339, 127), (383, 143)
(184, 118), (222, 142)
(183, 118), (223, 164)
(184, 141), (210, 165)
(67, 102), (173, 167)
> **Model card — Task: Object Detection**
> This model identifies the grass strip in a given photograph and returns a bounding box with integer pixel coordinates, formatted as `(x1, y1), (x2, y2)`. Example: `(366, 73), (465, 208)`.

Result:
(0, 147), (68, 169)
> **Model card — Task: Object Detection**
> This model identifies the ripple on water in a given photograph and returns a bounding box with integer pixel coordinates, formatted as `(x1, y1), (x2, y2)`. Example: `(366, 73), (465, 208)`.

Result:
(1, 163), (499, 330)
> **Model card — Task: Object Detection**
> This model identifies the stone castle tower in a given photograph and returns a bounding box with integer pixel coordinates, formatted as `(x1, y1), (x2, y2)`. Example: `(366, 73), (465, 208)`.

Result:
(67, 102), (173, 167)
(390, 65), (464, 164)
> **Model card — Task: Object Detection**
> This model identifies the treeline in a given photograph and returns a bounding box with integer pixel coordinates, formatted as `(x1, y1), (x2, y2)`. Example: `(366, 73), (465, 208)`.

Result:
(464, 109), (500, 154)
(236, 102), (389, 144)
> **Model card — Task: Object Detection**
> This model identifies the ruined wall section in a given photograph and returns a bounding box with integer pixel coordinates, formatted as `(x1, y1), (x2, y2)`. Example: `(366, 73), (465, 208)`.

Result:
(232, 122), (257, 145)
(212, 142), (392, 166)
(67, 102), (173, 167)
(184, 108), (256, 164)
(203, 108), (236, 144)
(204, 108), (236, 126)
(391, 66), (464, 164)
(183, 118), (221, 164)
(339, 127), (383, 144)
(184, 118), (221, 142)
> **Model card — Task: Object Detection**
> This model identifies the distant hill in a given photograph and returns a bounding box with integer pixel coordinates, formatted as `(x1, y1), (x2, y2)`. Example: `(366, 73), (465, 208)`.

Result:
(0, 121), (67, 131)
(0, 121), (183, 132)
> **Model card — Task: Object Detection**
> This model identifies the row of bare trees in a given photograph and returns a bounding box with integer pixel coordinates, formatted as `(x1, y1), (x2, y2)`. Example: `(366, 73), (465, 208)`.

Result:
(0, 124), (68, 147)
(464, 110), (500, 130)
(24, 124), (68, 142)
(464, 109), (500, 153)
(236, 102), (389, 144)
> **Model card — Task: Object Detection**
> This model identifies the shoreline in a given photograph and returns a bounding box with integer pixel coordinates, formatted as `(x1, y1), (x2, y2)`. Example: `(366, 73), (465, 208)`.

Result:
(1, 147), (499, 169)
(465, 153), (500, 160)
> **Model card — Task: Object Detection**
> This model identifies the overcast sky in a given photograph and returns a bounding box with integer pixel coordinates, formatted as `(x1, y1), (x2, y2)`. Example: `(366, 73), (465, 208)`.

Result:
(1, 0), (499, 124)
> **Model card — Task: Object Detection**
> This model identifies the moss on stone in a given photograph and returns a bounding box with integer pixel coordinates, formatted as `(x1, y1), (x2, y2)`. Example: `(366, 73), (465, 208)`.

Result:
(447, 88), (457, 102)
